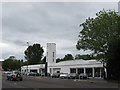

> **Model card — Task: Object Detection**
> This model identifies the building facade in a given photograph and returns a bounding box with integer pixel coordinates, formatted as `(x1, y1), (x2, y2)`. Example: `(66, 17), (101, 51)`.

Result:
(21, 43), (103, 78)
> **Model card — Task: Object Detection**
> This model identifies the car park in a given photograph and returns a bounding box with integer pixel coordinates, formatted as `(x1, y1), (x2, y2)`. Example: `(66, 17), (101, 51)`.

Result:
(68, 73), (79, 79)
(79, 73), (89, 79)
(60, 73), (68, 79)
(7, 71), (23, 81)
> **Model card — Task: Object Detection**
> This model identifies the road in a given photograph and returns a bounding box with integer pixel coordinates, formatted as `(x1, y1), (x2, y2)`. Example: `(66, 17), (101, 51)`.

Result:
(2, 74), (119, 89)
(0, 72), (2, 90)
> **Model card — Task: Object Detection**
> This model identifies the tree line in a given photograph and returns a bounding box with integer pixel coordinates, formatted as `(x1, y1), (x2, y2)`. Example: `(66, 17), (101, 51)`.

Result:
(2, 51), (94, 71)
(56, 54), (96, 63)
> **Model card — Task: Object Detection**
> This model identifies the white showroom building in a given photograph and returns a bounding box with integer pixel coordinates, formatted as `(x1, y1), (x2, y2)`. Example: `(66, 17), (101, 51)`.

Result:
(21, 43), (104, 78)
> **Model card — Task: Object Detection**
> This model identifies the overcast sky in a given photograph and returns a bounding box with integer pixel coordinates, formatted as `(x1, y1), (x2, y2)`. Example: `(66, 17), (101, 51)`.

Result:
(0, 2), (118, 60)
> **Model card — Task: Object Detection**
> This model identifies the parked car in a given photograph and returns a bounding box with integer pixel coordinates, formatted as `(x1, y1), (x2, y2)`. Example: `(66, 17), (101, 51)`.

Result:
(25, 72), (30, 76)
(79, 73), (89, 79)
(68, 73), (79, 79)
(60, 73), (68, 79)
(36, 73), (41, 76)
(7, 71), (23, 81)
(3, 71), (12, 74)
(51, 73), (61, 78)
(28, 72), (35, 76)
(41, 73), (51, 77)
(2, 71), (6, 74)
(21, 72), (25, 75)
(41, 73), (45, 77)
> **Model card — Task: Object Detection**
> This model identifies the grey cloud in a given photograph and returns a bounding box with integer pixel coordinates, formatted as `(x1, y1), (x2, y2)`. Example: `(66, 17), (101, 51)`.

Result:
(2, 2), (118, 60)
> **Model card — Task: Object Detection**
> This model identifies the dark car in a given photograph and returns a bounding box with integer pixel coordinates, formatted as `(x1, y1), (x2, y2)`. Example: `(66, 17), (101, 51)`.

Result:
(51, 73), (61, 78)
(41, 73), (51, 77)
(68, 73), (79, 79)
(79, 73), (89, 79)
(36, 73), (41, 76)
(7, 71), (23, 81)
(41, 73), (45, 77)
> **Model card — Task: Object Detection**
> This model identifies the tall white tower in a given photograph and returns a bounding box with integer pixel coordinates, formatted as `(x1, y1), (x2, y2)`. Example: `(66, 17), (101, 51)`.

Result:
(46, 43), (56, 66)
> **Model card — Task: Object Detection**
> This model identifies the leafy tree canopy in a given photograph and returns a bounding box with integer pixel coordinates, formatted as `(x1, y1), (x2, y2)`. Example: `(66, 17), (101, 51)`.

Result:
(24, 43), (44, 65)
(56, 54), (74, 63)
(75, 54), (95, 60)
(56, 58), (62, 63)
(63, 54), (74, 60)
(2, 56), (22, 71)
(76, 9), (119, 62)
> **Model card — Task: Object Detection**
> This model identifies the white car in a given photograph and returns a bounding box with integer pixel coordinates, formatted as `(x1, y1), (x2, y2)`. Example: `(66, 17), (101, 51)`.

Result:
(3, 71), (11, 74)
(60, 73), (68, 79)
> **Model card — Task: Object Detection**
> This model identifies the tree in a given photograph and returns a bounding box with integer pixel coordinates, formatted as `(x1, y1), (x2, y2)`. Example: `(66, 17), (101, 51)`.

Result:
(21, 61), (28, 66)
(76, 9), (120, 80)
(2, 56), (21, 71)
(75, 54), (82, 59)
(56, 54), (74, 63)
(63, 54), (74, 61)
(56, 58), (62, 63)
(105, 38), (120, 80)
(24, 43), (44, 65)
(40, 56), (46, 64)
(75, 54), (95, 60)
(76, 9), (119, 57)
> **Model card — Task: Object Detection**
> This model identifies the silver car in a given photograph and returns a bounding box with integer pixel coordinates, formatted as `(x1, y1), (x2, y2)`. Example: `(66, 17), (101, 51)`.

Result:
(60, 73), (68, 79)
(79, 73), (89, 79)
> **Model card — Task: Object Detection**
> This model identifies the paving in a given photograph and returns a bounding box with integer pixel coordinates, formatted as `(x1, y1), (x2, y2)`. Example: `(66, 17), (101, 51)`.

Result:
(2, 74), (119, 89)
(0, 72), (2, 90)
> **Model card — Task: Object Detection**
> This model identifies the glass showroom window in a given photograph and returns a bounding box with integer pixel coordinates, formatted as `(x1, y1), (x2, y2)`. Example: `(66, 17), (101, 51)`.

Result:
(70, 68), (76, 73)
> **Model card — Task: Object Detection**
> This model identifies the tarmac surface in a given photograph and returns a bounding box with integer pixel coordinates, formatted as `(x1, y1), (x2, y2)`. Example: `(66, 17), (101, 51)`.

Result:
(0, 72), (2, 90)
(2, 73), (120, 89)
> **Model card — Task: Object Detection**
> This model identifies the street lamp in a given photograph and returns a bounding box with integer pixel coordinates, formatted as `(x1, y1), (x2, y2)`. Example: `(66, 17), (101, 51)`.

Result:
(27, 41), (29, 46)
